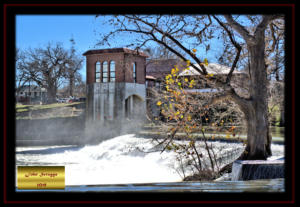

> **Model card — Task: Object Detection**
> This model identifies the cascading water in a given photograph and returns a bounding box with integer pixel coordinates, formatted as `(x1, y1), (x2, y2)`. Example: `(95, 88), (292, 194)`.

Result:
(16, 134), (284, 186)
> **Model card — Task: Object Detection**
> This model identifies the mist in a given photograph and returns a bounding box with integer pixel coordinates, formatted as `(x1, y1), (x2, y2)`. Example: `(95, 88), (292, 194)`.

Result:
(16, 103), (148, 146)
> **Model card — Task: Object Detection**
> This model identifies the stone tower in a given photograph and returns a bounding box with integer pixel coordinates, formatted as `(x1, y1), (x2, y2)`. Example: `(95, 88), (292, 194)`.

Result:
(83, 48), (148, 128)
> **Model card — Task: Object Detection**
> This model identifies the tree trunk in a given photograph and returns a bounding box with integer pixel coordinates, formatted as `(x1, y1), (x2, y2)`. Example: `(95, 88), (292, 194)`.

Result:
(239, 36), (272, 160)
(69, 73), (74, 97)
(280, 106), (284, 126)
(239, 102), (272, 160)
(46, 83), (57, 104)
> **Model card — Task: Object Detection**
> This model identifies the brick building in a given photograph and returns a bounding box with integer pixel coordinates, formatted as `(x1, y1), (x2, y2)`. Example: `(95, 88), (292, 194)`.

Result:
(83, 48), (249, 126)
(83, 48), (148, 124)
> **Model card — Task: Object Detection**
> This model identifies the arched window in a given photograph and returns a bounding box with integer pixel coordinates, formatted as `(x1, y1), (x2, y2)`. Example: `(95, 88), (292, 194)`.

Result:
(102, 61), (108, 83)
(132, 62), (137, 83)
(110, 61), (116, 82)
(95, 61), (101, 82)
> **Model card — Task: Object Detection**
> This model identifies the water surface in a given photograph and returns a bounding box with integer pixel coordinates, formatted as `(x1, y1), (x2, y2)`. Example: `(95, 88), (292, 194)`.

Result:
(16, 134), (284, 190)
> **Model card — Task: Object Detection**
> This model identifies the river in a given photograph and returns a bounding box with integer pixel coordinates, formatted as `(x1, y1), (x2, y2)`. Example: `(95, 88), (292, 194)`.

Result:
(16, 134), (284, 187)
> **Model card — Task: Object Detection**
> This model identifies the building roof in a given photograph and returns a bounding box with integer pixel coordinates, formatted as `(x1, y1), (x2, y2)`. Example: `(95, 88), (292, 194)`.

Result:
(178, 63), (244, 76)
(145, 75), (156, 80)
(83, 48), (148, 57)
(18, 85), (45, 91)
(184, 88), (220, 93)
(146, 59), (185, 74)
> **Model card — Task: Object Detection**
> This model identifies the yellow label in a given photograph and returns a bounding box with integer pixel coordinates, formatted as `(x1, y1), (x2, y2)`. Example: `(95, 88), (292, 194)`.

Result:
(17, 166), (65, 189)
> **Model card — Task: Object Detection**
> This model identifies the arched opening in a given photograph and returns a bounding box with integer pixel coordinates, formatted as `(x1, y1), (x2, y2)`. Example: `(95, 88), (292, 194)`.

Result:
(110, 61), (116, 82)
(95, 61), (101, 82)
(132, 62), (137, 83)
(125, 95), (144, 119)
(103, 61), (108, 82)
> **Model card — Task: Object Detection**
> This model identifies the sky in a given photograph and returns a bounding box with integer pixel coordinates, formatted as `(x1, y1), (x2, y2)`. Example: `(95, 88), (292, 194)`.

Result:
(16, 15), (228, 82)
(16, 15), (118, 81)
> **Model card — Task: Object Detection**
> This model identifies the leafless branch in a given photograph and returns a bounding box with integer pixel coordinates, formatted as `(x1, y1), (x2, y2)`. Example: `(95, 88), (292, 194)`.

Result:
(212, 15), (242, 85)
(224, 15), (255, 44)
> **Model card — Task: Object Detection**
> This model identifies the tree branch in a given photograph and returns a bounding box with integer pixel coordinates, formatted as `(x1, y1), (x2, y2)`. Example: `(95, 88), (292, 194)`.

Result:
(125, 15), (209, 75)
(212, 15), (242, 85)
(224, 15), (255, 44)
(207, 88), (251, 113)
(254, 15), (284, 37)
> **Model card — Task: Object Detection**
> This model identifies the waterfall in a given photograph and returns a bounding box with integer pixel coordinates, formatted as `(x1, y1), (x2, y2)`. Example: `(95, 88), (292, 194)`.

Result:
(16, 134), (284, 185)
(231, 161), (243, 181)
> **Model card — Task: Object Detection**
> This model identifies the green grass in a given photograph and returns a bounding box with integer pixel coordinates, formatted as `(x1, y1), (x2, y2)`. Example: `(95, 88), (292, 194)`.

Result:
(16, 102), (83, 113)
(16, 104), (33, 109)
(268, 103), (283, 126)
(17, 108), (29, 112)
(16, 114), (79, 120)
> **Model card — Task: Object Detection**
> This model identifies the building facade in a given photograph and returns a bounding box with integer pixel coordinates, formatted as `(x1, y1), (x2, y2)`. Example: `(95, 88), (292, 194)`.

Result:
(16, 85), (47, 103)
(83, 48), (148, 125)
(83, 48), (249, 128)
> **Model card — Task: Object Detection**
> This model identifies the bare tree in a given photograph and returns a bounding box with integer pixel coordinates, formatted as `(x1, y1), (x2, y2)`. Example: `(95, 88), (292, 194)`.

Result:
(98, 14), (284, 160)
(265, 19), (285, 81)
(214, 16), (285, 127)
(72, 74), (86, 98)
(15, 49), (31, 94)
(144, 45), (179, 60)
(17, 42), (81, 103)
(65, 37), (84, 97)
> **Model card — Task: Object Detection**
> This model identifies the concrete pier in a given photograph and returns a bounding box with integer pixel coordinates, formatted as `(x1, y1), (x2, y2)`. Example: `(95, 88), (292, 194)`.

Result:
(231, 159), (284, 181)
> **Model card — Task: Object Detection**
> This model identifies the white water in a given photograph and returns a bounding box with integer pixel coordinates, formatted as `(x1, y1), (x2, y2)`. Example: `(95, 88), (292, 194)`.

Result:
(16, 134), (284, 186)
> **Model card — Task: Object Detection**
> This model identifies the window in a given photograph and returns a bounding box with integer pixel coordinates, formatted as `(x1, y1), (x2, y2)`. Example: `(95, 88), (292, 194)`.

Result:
(95, 61), (101, 82)
(110, 61), (116, 82)
(103, 61), (108, 82)
(133, 62), (137, 83)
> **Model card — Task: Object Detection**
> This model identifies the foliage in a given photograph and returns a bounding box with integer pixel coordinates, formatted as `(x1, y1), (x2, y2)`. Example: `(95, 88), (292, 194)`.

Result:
(99, 14), (284, 160)
(152, 60), (241, 179)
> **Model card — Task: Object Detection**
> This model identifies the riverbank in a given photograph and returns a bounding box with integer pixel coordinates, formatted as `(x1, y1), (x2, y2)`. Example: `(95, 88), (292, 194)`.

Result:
(137, 131), (284, 144)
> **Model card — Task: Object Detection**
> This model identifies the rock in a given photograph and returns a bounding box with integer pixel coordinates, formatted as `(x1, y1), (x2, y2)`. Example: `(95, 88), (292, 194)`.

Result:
(183, 170), (216, 181)
(214, 173), (231, 181)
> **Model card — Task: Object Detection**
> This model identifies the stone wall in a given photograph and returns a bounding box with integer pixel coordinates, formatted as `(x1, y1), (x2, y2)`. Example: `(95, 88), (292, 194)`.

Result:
(16, 115), (85, 146)
(86, 82), (146, 124)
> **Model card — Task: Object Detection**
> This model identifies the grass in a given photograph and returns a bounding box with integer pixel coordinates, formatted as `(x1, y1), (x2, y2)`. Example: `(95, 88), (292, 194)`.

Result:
(16, 104), (33, 109)
(268, 103), (283, 126)
(17, 108), (29, 113)
(16, 102), (83, 113)
(16, 114), (80, 120)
